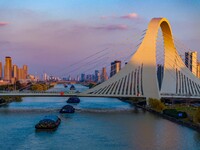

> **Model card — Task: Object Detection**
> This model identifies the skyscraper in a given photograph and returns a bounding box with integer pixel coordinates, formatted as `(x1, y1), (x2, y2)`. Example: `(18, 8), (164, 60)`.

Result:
(18, 68), (25, 80)
(0, 62), (2, 80)
(23, 65), (28, 79)
(95, 70), (100, 83)
(110, 60), (121, 77)
(101, 67), (108, 82)
(86, 74), (93, 81)
(80, 74), (85, 82)
(13, 65), (18, 80)
(4, 56), (12, 81)
(43, 73), (48, 81)
(76, 75), (80, 81)
(185, 51), (197, 76)
(197, 62), (200, 79)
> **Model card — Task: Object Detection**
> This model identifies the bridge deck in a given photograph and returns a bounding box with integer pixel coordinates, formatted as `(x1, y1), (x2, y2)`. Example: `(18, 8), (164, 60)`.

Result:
(1, 92), (200, 99)
(0, 92), (145, 98)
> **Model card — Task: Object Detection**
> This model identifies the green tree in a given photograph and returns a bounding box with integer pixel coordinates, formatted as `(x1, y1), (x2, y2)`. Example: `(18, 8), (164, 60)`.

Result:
(30, 84), (48, 91)
(88, 83), (96, 89)
(7, 85), (14, 91)
(41, 84), (48, 91)
(148, 98), (165, 112)
(16, 81), (22, 90)
(193, 108), (200, 123)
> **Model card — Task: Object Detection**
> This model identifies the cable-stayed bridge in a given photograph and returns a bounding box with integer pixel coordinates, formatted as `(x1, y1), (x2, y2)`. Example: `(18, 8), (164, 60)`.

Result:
(83, 17), (200, 100)
(1, 17), (200, 101)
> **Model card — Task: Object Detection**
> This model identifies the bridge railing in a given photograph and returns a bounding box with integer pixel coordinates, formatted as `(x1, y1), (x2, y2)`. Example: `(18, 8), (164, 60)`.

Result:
(161, 93), (200, 97)
(0, 90), (78, 94)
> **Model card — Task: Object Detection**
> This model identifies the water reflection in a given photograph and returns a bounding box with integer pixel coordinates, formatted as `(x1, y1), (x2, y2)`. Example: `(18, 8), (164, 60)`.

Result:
(194, 132), (200, 141)
(132, 106), (139, 114)
(0, 84), (200, 150)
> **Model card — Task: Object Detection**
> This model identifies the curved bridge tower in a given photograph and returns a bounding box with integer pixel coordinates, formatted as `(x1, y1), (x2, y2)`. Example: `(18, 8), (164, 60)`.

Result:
(81, 17), (200, 99)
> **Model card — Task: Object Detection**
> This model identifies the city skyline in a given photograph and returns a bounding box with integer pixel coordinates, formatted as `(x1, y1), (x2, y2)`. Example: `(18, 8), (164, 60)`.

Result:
(0, 56), (30, 84)
(0, 0), (199, 77)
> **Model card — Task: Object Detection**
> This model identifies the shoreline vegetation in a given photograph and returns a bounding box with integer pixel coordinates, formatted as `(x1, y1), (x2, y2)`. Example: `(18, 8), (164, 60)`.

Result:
(0, 82), (55, 106)
(30, 83), (54, 92)
(123, 98), (200, 132)
(0, 81), (55, 92)
(0, 96), (22, 106)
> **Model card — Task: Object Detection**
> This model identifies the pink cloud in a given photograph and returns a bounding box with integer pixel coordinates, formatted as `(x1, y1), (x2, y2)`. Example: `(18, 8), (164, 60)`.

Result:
(100, 13), (139, 20)
(0, 22), (9, 26)
(120, 13), (138, 19)
(100, 16), (108, 19)
(100, 15), (116, 20)
(94, 24), (128, 31)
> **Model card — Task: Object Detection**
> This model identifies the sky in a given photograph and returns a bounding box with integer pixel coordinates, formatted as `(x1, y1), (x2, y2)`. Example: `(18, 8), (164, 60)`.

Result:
(0, 0), (200, 78)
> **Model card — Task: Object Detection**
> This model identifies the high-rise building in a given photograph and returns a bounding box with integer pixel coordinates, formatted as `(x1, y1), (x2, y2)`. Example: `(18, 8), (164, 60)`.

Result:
(0, 62), (2, 80)
(18, 68), (25, 80)
(68, 75), (71, 81)
(185, 51), (197, 76)
(4, 56), (12, 81)
(80, 74), (85, 82)
(101, 67), (108, 82)
(86, 74), (93, 81)
(95, 70), (100, 83)
(110, 60), (121, 77)
(43, 73), (48, 81)
(197, 62), (200, 79)
(23, 65), (28, 79)
(76, 75), (80, 81)
(12, 65), (18, 80)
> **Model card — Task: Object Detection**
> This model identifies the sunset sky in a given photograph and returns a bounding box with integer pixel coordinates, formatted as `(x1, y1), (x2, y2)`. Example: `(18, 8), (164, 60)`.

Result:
(0, 0), (200, 77)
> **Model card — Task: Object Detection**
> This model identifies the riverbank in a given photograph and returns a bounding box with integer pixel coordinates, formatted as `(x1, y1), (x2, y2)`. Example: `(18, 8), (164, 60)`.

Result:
(1, 96), (199, 150)
(0, 96), (22, 106)
(123, 99), (200, 132)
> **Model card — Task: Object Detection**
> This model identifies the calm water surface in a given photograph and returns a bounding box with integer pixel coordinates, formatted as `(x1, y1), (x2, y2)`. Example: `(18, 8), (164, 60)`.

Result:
(0, 84), (200, 150)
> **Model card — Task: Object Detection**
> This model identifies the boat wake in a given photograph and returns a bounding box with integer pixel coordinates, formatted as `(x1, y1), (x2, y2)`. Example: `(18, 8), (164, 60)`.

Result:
(0, 108), (60, 114)
(0, 107), (135, 114)
(75, 108), (134, 113)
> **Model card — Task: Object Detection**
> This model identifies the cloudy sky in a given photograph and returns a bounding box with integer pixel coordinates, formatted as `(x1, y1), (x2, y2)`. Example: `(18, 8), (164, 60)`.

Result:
(0, 0), (200, 77)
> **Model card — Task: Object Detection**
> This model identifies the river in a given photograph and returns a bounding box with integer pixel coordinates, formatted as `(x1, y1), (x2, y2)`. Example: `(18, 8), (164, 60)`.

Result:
(0, 84), (200, 150)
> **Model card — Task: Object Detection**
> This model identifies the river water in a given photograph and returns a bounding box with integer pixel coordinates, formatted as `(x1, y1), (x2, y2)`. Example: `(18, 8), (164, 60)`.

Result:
(0, 84), (200, 150)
